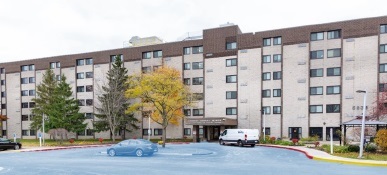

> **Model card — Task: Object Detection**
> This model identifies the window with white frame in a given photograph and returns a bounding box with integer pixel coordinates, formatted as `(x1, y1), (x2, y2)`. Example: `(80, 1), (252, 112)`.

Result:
(381, 25), (387, 34)
(192, 46), (203, 54)
(327, 86), (340, 95)
(310, 86), (323, 95)
(263, 38), (271, 46)
(327, 67), (341, 76)
(273, 106), (281, 114)
(85, 58), (93, 65)
(380, 44), (387, 53)
(77, 73), (85, 79)
(380, 63), (387, 73)
(76, 59), (84, 66)
(226, 42), (237, 50)
(327, 30), (341, 39)
(193, 109), (204, 116)
(273, 89), (281, 97)
(310, 50), (324, 59)
(311, 32), (324, 41)
(192, 62), (203, 69)
(153, 50), (162, 58)
(142, 52), (151, 59)
(262, 106), (270, 114)
(226, 91), (237, 99)
(262, 55), (271, 63)
(183, 47), (191, 55)
(183, 63), (191, 70)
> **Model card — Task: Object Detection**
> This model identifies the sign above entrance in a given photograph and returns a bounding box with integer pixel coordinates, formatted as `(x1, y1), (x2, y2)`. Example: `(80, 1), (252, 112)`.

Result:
(186, 117), (237, 126)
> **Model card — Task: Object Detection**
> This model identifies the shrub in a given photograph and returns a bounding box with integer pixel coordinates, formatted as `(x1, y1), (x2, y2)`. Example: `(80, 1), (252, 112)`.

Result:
(270, 137), (276, 144)
(314, 141), (320, 147)
(321, 144), (349, 153)
(300, 135), (319, 142)
(375, 129), (387, 151)
(365, 143), (377, 153)
(347, 145), (360, 152)
(291, 138), (299, 145)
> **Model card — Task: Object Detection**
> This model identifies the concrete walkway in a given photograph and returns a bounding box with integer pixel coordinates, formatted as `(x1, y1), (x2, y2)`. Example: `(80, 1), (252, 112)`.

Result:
(259, 144), (387, 167)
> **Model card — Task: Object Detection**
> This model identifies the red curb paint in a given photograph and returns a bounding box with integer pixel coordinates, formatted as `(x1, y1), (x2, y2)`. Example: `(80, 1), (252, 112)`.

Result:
(258, 145), (314, 159)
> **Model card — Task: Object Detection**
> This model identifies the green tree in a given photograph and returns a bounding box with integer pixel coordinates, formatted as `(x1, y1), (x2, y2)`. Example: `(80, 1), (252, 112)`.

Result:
(31, 69), (57, 131)
(126, 67), (192, 148)
(94, 55), (138, 142)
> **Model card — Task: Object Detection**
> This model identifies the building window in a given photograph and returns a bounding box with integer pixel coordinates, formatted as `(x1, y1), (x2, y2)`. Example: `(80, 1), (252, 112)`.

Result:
(226, 75), (237, 83)
(183, 47), (191, 55)
(1, 91), (6, 97)
(226, 91), (237, 99)
(86, 99), (93, 106)
(262, 55), (271, 63)
(263, 38), (271, 46)
(183, 78), (190, 85)
(110, 55), (123, 62)
(193, 109), (204, 116)
(273, 54), (282, 62)
(273, 89), (281, 97)
(184, 128), (191, 135)
(50, 62), (59, 69)
(327, 86), (340, 95)
(327, 30), (341, 39)
(326, 104), (340, 113)
(264, 128), (271, 136)
(184, 109), (191, 116)
(310, 68), (323, 77)
(22, 130), (29, 136)
(273, 106), (281, 114)
(21, 65), (34, 71)
(192, 46), (203, 54)
(380, 44), (387, 53)
(262, 106), (270, 114)
(86, 72), (93, 78)
(226, 58), (237, 67)
(77, 86), (85, 92)
(29, 90), (35, 96)
(78, 99), (85, 106)
(85, 58), (93, 65)
(273, 37), (282, 45)
(310, 50), (324, 59)
(309, 127), (323, 141)
(226, 107), (237, 115)
(262, 72), (271, 80)
(153, 50), (162, 58)
(310, 86), (323, 95)
(154, 129), (163, 136)
(192, 93), (204, 101)
(76, 73), (84, 79)
(142, 52), (151, 59)
(22, 115), (29, 121)
(262, 89), (271, 98)
(143, 129), (151, 136)
(183, 63), (191, 70)
(327, 67), (341, 76)
(381, 25), (387, 34)
(29, 77), (35, 83)
(226, 42), (237, 50)
(86, 129), (94, 136)
(380, 63), (387, 73)
(379, 83), (387, 92)
(85, 113), (94, 119)
(86, 85), (93, 92)
(310, 105), (323, 113)
(0, 80), (5, 85)
(273, 71), (281, 80)
(76, 59), (85, 66)
(327, 48), (341, 58)
(21, 102), (29, 108)
(1, 104), (6, 109)
(192, 62), (203, 69)
(142, 67), (152, 73)
(56, 75), (61, 81)
(21, 77), (28, 84)
(311, 32), (324, 41)
(326, 127), (340, 141)
(0, 68), (4, 74)
(29, 102), (35, 108)
(192, 77), (203, 85)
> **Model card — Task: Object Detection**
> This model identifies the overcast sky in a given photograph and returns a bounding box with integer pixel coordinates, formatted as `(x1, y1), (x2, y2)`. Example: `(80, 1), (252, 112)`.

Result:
(1, 0), (386, 63)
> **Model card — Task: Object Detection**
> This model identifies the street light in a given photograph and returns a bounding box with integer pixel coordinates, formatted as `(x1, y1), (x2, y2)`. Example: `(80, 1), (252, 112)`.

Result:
(356, 90), (367, 158)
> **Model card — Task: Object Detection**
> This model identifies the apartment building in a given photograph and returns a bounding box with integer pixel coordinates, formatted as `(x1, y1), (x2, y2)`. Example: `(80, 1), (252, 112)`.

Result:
(1, 16), (387, 141)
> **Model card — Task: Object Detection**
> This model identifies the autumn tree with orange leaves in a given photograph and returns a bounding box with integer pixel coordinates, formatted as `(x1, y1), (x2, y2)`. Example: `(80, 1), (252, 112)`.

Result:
(126, 67), (192, 148)
(369, 90), (387, 120)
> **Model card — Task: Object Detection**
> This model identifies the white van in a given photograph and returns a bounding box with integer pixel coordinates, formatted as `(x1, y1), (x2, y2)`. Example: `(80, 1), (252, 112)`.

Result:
(219, 129), (259, 147)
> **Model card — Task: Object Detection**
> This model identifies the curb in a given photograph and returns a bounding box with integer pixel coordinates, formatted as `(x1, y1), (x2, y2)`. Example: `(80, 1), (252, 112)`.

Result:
(21, 144), (112, 152)
(258, 144), (387, 167)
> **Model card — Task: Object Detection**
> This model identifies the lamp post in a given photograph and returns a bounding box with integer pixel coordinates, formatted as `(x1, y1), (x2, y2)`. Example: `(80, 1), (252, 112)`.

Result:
(356, 90), (367, 158)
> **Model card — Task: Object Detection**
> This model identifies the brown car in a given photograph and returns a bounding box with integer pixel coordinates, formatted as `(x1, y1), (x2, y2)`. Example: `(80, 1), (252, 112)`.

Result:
(0, 138), (22, 150)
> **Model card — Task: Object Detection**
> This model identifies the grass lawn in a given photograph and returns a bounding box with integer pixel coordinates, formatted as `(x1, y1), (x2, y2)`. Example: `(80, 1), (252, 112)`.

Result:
(332, 152), (387, 161)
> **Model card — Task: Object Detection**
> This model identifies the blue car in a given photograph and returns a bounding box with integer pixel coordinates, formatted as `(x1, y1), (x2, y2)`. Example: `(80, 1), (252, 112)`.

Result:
(107, 139), (158, 157)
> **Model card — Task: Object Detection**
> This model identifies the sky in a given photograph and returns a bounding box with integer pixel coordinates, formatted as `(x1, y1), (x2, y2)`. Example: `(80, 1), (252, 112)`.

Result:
(0, 0), (387, 63)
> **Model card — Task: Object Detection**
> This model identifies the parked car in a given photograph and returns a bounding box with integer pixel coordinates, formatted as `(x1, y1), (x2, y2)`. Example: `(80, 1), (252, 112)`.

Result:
(107, 139), (158, 157)
(0, 138), (22, 150)
(219, 129), (259, 147)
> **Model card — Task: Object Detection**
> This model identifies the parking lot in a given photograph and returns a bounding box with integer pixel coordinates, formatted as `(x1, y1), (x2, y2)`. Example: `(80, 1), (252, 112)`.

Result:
(0, 143), (385, 175)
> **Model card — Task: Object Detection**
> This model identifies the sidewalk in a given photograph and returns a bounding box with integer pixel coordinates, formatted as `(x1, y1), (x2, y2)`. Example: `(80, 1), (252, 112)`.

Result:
(259, 144), (387, 167)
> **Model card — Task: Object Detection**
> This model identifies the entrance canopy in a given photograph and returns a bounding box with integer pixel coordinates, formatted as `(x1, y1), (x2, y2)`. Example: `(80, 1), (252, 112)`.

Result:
(185, 117), (237, 126)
